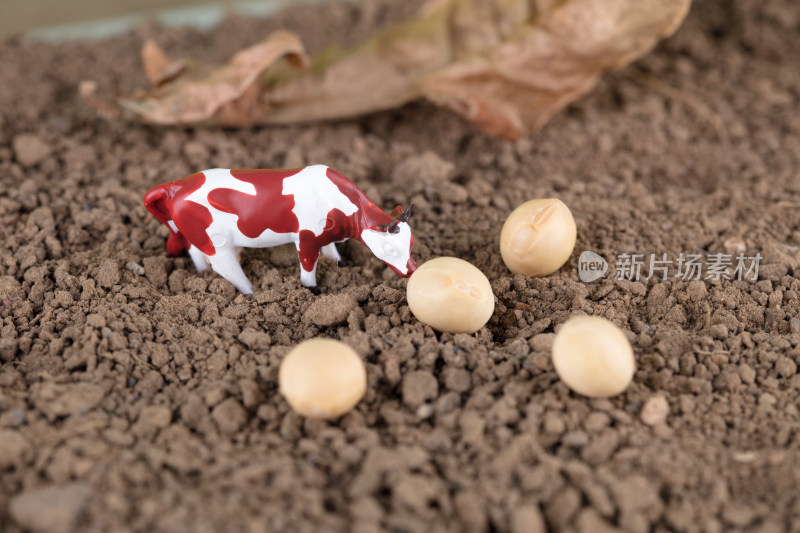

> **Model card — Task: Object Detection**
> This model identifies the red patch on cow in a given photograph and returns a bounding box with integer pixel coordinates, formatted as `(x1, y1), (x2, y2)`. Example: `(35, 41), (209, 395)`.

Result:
(291, 168), (408, 273)
(206, 169), (302, 239)
(325, 168), (393, 231)
(288, 169), (366, 272)
(172, 173), (215, 256)
(166, 233), (185, 256)
(297, 229), (321, 272)
(144, 172), (215, 256)
(295, 204), (359, 272)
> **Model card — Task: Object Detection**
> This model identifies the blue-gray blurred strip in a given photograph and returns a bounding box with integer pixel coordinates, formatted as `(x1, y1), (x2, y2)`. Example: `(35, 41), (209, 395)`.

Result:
(26, 0), (357, 42)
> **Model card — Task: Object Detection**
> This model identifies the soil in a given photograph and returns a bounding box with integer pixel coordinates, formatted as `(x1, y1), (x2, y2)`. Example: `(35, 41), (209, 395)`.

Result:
(1, 1), (800, 532)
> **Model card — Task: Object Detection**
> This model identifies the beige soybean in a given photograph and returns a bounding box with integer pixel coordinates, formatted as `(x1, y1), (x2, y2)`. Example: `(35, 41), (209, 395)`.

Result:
(279, 338), (366, 419)
(406, 257), (494, 334)
(552, 316), (635, 398)
(500, 198), (577, 277)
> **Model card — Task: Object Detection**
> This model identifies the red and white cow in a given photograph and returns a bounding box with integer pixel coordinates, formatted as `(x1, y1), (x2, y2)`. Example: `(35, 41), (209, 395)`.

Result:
(143, 165), (417, 294)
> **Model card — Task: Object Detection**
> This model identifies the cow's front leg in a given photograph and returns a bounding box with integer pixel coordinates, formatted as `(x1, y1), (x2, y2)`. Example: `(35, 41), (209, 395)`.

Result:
(296, 238), (320, 292)
(208, 250), (254, 295)
(188, 245), (210, 272)
(321, 243), (342, 264)
(300, 262), (319, 293)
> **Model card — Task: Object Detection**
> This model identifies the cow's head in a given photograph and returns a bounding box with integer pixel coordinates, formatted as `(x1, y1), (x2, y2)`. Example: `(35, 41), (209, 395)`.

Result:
(360, 204), (417, 277)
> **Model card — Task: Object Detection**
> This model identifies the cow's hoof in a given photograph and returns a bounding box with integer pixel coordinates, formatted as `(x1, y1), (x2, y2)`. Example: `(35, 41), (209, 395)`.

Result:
(307, 286), (321, 295)
(337, 258), (352, 267)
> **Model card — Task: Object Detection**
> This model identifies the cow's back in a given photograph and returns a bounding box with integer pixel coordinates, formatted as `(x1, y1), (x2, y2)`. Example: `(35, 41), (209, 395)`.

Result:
(202, 168), (305, 239)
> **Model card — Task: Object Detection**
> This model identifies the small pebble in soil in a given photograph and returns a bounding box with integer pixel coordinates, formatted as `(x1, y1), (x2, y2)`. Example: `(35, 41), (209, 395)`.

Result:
(500, 198), (577, 277)
(640, 394), (670, 426)
(552, 316), (635, 398)
(12, 133), (52, 168)
(406, 257), (494, 334)
(126, 261), (145, 276)
(279, 338), (366, 419)
(10, 483), (90, 533)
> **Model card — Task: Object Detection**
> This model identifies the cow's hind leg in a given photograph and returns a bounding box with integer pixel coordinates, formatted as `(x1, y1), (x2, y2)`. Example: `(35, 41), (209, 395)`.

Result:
(188, 246), (210, 272)
(208, 250), (254, 295)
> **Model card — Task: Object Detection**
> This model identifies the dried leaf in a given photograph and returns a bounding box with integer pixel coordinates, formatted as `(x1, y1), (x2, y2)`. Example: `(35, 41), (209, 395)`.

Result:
(419, 0), (693, 138)
(112, 30), (309, 126)
(83, 0), (691, 138)
(141, 40), (186, 87)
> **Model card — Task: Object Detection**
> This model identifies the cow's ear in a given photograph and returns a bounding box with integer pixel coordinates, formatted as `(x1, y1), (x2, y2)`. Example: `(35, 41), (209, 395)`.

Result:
(391, 205), (403, 217)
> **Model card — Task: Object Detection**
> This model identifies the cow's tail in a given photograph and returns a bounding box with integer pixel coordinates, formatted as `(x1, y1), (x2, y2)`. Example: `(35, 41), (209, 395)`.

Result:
(143, 184), (172, 226)
(143, 184), (186, 256)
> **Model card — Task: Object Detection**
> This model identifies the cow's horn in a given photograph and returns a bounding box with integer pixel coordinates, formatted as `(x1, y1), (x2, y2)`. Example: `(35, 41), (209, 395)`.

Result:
(399, 203), (413, 223)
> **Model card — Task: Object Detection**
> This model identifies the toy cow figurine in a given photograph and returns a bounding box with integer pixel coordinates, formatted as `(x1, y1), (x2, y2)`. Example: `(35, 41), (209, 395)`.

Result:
(143, 165), (417, 294)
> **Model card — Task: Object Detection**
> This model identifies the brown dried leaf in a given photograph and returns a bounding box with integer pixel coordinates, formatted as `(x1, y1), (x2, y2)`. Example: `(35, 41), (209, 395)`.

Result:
(261, 5), (453, 124)
(83, 0), (691, 138)
(141, 40), (186, 87)
(419, 0), (693, 138)
(115, 30), (309, 126)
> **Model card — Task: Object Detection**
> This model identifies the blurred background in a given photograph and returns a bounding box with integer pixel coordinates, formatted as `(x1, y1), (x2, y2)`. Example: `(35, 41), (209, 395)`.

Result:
(2, 0), (324, 40)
